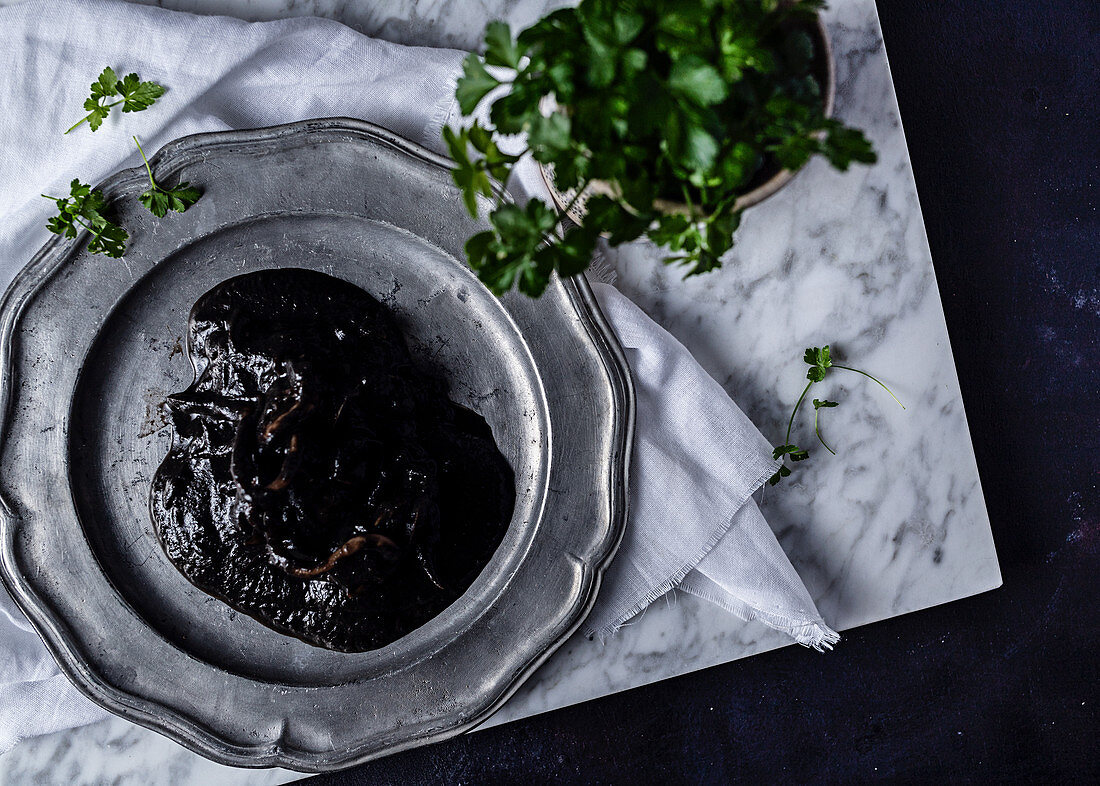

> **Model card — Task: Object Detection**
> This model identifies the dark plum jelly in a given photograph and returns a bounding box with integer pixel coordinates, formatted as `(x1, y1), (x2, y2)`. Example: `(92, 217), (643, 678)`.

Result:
(150, 268), (515, 651)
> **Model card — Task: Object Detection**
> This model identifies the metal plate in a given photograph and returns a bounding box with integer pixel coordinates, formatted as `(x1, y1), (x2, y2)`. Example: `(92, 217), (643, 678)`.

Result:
(0, 119), (633, 771)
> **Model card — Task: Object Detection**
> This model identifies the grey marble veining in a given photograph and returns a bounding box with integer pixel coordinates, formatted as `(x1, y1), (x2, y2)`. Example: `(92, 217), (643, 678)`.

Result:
(0, 0), (1000, 783)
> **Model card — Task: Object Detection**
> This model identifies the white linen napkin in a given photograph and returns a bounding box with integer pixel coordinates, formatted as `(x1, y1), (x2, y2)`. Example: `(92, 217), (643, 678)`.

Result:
(585, 284), (838, 645)
(0, 0), (836, 753)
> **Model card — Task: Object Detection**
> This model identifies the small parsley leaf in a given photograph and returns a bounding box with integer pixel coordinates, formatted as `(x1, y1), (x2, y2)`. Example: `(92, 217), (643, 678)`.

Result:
(465, 200), (560, 296)
(768, 464), (792, 486)
(773, 444), (809, 461)
(528, 113), (572, 158)
(86, 222), (129, 257)
(90, 67), (118, 100)
(668, 56), (729, 106)
(455, 54), (501, 115)
(483, 21), (525, 69)
(118, 72), (166, 113)
(805, 344), (832, 381)
(82, 97), (112, 132)
(443, 123), (520, 217)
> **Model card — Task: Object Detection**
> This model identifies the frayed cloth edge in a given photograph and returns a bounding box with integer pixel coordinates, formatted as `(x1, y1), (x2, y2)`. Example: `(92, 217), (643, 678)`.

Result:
(677, 578), (840, 652)
(583, 458), (779, 640)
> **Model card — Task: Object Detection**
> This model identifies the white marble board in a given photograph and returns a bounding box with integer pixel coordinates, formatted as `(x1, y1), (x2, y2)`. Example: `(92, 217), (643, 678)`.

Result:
(0, 0), (1001, 783)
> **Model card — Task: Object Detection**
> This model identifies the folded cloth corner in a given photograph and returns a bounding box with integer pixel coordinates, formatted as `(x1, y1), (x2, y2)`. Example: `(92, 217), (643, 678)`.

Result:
(583, 283), (838, 649)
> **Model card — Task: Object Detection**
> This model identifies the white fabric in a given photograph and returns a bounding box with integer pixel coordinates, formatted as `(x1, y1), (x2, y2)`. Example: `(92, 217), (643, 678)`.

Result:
(0, 0), (835, 753)
(585, 285), (837, 647)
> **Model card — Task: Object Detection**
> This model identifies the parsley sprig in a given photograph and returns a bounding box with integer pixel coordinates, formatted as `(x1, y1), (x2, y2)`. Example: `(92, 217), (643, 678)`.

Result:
(447, 1), (876, 297)
(770, 345), (904, 485)
(41, 179), (129, 258)
(66, 67), (165, 134)
(134, 137), (201, 217)
(42, 74), (202, 259)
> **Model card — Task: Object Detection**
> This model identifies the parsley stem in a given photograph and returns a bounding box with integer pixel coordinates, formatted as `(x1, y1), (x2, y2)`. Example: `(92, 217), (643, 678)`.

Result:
(814, 406), (836, 455)
(833, 365), (906, 410)
(68, 215), (106, 244)
(784, 380), (813, 446)
(133, 136), (158, 189)
(64, 100), (124, 134)
(680, 183), (702, 220)
(39, 194), (97, 237)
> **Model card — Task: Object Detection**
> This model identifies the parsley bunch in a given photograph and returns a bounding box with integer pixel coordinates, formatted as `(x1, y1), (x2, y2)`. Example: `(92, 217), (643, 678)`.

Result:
(770, 345), (904, 485)
(447, 0), (876, 297)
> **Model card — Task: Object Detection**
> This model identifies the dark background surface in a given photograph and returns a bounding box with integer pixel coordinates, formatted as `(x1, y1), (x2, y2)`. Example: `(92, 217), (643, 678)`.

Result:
(313, 2), (1099, 782)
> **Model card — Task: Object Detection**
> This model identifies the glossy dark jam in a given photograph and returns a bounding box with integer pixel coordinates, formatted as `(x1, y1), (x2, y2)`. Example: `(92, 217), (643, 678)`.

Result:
(149, 269), (515, 651)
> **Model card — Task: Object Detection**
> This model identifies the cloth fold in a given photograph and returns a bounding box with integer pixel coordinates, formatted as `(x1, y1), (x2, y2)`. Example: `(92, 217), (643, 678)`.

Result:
(0, 0), (835, 754)
(585, 284), (837, 650)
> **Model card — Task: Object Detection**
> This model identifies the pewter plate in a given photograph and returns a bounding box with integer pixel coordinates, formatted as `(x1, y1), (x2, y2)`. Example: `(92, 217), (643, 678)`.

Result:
(0, 119), (633, 771)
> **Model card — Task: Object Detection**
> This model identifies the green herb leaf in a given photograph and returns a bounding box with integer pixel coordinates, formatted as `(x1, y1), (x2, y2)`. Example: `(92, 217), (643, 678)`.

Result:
(86, 222), (129, 257)
(813, 399), (839, 409)
(683, 125), (720, 172)
(768, 464), (792, 485)
(772, 444), (809, 461)
(81, 97), (112, 132)
(821, 123), (878, 171)
(90, 67), (118, 100)
(469, 200), (558, 295)
(664, 111), (720, 173)
(466, 122), (494, 153)
(648, 213), (692, 247)
(140, 181), (200, 218)
(463, 197), (596, 297)
(41, 179), (128, 257)
(444, 124), (519, 216)
(528, 113), (572, 157)
(442, 125), (472, 167)
(553, 224), (599, 276)
(586, 195), (650, 244)
(620, 47), (648, 79)
(805, 345), (832, 382)
(582, 25), (620, 87)
(118, 72), (166, 113)
(455, 54), (501, 115)
(70, 178), (91, 200)
(450, 157), (492, 216)
(612, 11), (644, 43)
(483, 21), (524, 69)
(668, 55), (728, 106)
(140, 189), (170, 218)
